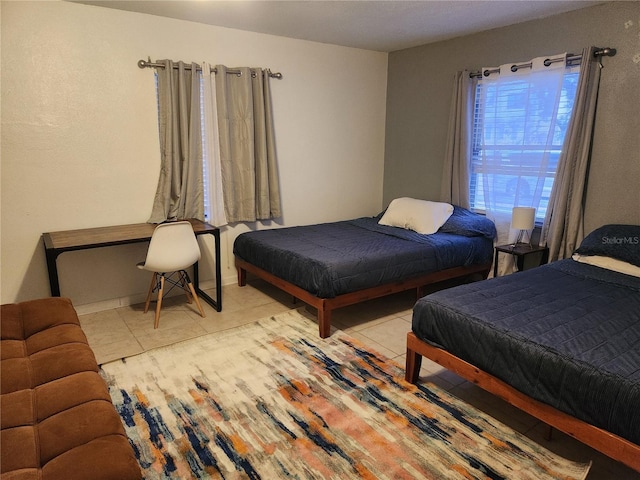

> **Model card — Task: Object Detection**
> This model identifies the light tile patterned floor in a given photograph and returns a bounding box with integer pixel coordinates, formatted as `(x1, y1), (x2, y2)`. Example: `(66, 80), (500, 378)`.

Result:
(79, 279), (639, 480)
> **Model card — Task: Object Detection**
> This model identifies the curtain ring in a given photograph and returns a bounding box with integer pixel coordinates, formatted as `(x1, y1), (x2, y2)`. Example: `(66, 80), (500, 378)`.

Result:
(543, 58), (552, 67)
(510, 64), (518, 72)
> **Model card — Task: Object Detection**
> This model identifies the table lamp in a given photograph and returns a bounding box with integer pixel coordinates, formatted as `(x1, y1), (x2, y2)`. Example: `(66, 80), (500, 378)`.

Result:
(511, 207), (535, 246)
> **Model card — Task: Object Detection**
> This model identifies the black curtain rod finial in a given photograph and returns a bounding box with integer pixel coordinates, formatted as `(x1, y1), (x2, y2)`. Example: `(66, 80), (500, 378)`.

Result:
(595, 47), (616, 58)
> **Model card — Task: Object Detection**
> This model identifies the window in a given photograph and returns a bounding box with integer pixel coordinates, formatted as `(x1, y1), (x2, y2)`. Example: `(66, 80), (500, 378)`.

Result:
(199, 79), (211, 222)
(151, 63), (279, 226)
(469, 64), (580, 223)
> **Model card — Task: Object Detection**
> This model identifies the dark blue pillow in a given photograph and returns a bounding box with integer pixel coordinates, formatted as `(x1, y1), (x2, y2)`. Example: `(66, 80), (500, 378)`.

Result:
(438, 205), (497, 239)
(575, 224), (640, 266)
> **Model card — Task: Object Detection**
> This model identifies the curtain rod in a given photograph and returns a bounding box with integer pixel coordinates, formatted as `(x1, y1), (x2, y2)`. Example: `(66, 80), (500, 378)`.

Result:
(469, 47), (616, 78)
(137, 58), (283, 79)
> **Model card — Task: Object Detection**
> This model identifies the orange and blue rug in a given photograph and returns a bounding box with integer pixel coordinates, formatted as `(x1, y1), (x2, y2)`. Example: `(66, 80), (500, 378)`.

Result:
(101, 309), (591, 479)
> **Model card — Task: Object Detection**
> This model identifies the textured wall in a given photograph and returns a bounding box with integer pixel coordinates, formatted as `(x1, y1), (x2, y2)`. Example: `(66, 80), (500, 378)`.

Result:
(384, 2), (640, 233)
(1, 1), (388, 309)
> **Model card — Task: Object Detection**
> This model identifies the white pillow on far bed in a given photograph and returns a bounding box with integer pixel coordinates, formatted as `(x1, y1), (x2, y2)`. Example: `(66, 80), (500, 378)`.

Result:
(572, 253), (640, 277)
(379, 197), (454, 235)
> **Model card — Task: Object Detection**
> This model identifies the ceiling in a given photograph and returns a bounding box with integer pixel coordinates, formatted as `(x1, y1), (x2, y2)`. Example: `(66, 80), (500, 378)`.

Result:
(73, 0), (601, 52)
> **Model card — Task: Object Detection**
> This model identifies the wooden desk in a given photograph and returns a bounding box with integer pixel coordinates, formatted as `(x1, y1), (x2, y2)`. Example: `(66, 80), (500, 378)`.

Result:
(42, 219), (221, 311)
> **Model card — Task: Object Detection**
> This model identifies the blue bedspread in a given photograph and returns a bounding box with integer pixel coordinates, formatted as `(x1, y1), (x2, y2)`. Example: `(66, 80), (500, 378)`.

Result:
(412, 259), (640, 444)
(233, 210), (495, 298)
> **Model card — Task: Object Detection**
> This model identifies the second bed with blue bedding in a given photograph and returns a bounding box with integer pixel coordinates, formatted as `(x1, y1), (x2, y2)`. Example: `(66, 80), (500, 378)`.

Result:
(234, 206), (496, 337)
(407, 224), (640, 470)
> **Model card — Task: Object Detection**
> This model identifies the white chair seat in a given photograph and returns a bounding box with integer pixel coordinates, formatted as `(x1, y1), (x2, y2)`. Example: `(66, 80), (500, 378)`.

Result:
(138, 221), (206, 328)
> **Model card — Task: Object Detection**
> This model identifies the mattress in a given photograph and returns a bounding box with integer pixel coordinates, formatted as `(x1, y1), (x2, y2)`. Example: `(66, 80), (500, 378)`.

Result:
(233, 207), (495, 298)
(412, 258), (640, 445)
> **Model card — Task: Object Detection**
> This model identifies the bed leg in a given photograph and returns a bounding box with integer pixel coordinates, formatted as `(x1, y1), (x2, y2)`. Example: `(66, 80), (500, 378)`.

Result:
(544, 425), (554, 441)
(318, 308), (331, 339)
(405, 333), (423, 383)
(237, 267), (247, 287)
(405, 351), (422, 383)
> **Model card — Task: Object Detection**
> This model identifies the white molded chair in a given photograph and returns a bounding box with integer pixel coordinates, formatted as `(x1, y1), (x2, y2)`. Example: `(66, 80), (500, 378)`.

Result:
(137, 221), (206, 328)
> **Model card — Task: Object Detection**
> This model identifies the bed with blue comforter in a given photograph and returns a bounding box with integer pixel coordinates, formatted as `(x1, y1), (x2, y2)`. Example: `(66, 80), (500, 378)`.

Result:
(406, 224), (640, 472)
(234, 206), (496, 337)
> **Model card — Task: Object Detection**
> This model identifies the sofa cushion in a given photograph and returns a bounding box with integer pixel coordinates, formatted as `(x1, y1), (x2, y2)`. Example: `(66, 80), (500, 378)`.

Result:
(0, 390), (34, 430)
(1, 298), (85, 339)
(43, 437), (141, 480)
(26, 323), (91, 355)
(0, 339), (25, 360)
(1, 426), (39, 472)
(1, 358), (32, 393)
(36, 372), (112, 421)
(0, 297), (141, 480)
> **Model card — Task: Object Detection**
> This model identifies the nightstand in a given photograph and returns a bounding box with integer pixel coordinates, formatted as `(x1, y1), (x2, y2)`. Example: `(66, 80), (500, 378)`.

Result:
(493, 243), (550, 277)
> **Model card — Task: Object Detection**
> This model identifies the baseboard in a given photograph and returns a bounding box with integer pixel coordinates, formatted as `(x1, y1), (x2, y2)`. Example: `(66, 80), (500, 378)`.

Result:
(74, 294), (149, 315)
(73, 274), (238, 315)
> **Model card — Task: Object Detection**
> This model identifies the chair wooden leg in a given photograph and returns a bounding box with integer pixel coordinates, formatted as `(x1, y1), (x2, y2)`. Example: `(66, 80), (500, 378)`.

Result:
(144, 272), (156, 314)
(187, 281), (206, 318)
(154, 275), (165, 329)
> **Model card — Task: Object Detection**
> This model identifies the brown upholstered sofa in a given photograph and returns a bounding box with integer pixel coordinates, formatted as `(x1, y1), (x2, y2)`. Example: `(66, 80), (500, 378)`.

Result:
(1, 297), (141, 480)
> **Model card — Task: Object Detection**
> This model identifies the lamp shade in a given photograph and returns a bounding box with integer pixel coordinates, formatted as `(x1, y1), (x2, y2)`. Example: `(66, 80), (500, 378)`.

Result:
(511, 207), (535, 230)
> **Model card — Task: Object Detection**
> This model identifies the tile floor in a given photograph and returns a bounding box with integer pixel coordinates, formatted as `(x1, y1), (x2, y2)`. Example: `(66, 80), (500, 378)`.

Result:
(79, 279), (639, 479)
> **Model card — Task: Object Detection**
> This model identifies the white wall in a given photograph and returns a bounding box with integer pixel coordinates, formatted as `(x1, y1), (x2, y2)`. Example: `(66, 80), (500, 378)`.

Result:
(0, 1), (388, 310)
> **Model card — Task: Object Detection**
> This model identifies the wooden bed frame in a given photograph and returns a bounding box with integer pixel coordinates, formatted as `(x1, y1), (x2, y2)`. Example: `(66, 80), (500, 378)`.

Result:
(236, 257), (492, 338)
(405, 332), (640, 473)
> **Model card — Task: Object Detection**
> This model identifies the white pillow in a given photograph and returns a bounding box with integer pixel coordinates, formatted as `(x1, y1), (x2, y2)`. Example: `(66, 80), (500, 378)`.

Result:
(572, 253), (640, 278)
(379, 198), (454, 235)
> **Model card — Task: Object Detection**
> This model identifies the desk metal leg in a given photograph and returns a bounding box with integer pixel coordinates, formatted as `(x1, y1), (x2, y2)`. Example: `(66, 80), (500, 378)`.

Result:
(45, 249), (62, 296)
(193, 231), (222, 312)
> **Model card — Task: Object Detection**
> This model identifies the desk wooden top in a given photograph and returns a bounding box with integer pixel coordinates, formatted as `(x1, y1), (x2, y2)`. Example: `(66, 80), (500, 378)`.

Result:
(43, 219), (218, 251)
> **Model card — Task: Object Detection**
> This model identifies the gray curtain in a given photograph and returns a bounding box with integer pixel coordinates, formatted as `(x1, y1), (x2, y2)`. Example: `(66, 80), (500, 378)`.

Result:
(148, 60), (204, 223)
(542, 47), (602, 261)
(215, 65), (281, 223)
(440, 70), (476, 208)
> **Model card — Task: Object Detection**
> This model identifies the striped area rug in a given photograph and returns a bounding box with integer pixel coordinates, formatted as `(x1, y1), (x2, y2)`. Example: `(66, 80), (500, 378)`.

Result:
(101, 309), (590, 480)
